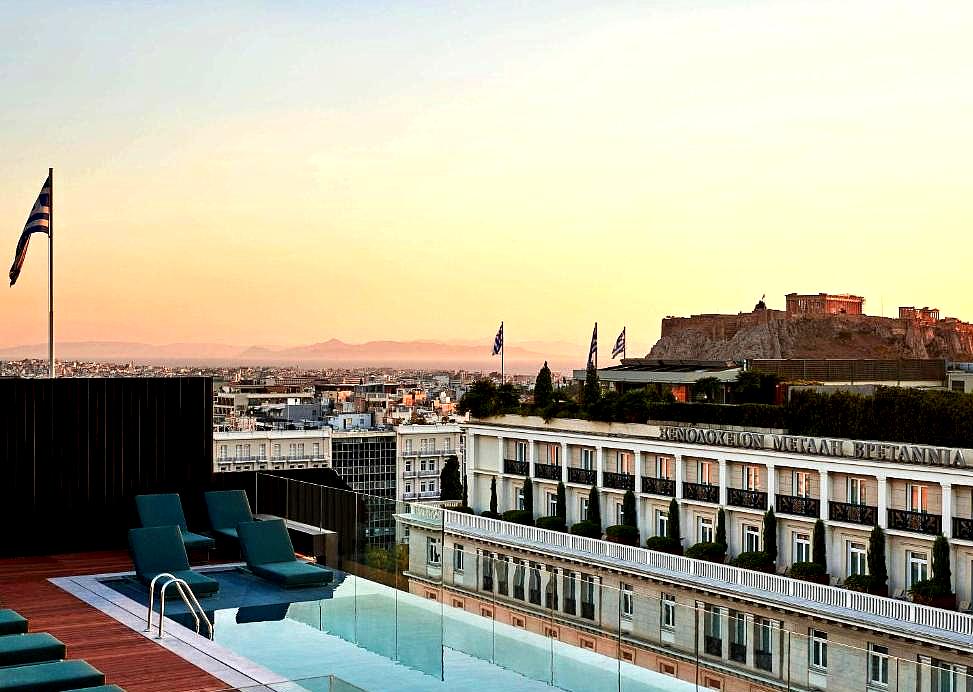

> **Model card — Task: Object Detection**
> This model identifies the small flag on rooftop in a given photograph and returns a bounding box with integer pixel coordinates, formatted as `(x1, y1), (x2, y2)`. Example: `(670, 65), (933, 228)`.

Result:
(611, 326), (626, 359)
(587, 322), (598, 368)
(9, 173), (51, 286)
(491, 322), (504, 356)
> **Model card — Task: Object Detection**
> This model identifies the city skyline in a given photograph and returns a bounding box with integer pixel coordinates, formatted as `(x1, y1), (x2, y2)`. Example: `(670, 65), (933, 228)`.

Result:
(3, 1), (973, 351)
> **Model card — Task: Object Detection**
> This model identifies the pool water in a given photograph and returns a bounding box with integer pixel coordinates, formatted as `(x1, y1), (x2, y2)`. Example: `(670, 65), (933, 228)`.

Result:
(107, 570), (693, 692)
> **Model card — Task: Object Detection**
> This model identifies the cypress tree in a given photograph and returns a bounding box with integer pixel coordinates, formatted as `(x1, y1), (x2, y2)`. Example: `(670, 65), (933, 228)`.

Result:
(715, 508), (727, 560)
(583, 361), (601, 408)
(932, 534), (952, 590)
(587, 485), (602, 531)
(556, 481), (567, 523)
(622, 489), (637, 528)
(489, 477), (498, 515)
(523, 479), (534, 516)
(868, 525), (887, 591)
(812, 519), (827, 569)
(534, 361), (554, 410)
(667, 498), (682, 553)
(439, 455), (463, 501)
(462, 474), (469, 507)
(763, 508), (778, 564)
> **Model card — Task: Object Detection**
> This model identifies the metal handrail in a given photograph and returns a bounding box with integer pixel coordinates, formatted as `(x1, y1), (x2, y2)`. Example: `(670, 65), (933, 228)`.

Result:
(147, 573), (214, 640)
(160, 578), (201, 638)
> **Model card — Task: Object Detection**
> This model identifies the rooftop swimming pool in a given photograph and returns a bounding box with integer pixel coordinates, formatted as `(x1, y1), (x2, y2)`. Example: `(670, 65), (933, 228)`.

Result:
(101, 567), (693, 692)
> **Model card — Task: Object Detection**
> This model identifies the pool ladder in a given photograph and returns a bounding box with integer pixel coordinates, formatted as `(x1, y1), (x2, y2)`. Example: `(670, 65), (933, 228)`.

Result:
(146, 573), (214, 640)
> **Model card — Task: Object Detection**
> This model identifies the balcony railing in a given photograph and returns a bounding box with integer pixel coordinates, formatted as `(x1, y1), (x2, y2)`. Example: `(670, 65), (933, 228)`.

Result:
(683, 482), (719, 504)
(642, 476), (676, 497)
(704, 635), (722, 657)
(564, 597), (576, 615)
(954, 517), (973, 541)
(729, 642), (747, 663)
(417, 468), (439, 478)
(829, 501), (878, 526)
(755, 651), (773, 672)
(503, 459), (529, 476)
(603, 471), (635, 491)
(776, 494), (820, 518)
(568, 467), (597, 485)
(534, 462), (561, 481)
(888, 509), (941, 536)
(727, 488), (768, 511)
(580, 602), (595, 620)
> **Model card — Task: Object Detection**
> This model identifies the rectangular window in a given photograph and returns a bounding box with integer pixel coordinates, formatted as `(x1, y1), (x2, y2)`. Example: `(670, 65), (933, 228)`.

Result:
(453, 544), (465, 572)
(744, 525), (761, 553)
(258, 443), (266, 459)
(809, 629), (828, 670)
(615, 503), (624, 526)
(549, 444), (561, 465)
(618, 451), (633, 475)
(581, 448), (595, 471)
(517, 487), (525, 511)
(404, 438), (413, 453)
(219, 445), (227, 459)
(580, 497), (589, 521)
(744, 465), (761, 491)
(698, 516), (714, 543)
(580, 574), (596, 620)
(404, 482), (412, 494)
(621, 583), (634, 619)
(405, 458), (413, 472)
(297, 443), (305, 457)
(515, 441), (527, 462)
(868, 644), (889, 687)
(848, 477), (866, 505)
(481, 553), (494, 591)
(661, 593), (676, 629)
(312, 442), (320, 458)
(657, 457), (674, 480)
(848, 542), (867, 576)
(698, 461), (715, 485)
(935, 663), (957, 692)
(547, 492), (558, 516)
(563, 571), (576, 615)
(793, 532), (811, 564)
(908, 551), (929, 587)
(657, 509), (669, 538)
(496, 556), (508, 596)
(426, 537), (441, 566)
(908, 484), (928, 513)
(272, 443), (281, 458)
(794, 471), (812, 497)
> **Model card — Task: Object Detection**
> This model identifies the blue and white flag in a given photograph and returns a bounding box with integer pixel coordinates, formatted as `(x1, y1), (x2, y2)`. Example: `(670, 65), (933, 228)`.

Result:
(491, 322), (504, 356)
(611, 327), (626, 359)
(587, 322), (598, 367)
(9, 173), (51, 286)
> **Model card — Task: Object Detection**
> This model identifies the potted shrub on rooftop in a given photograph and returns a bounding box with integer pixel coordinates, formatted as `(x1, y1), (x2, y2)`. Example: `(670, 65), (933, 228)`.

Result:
(606, 490), (640, 546)
(763, 507), (778, 570)
(571, 485), (603, 539)
(910, 534), (956, 610)
(481, 478), (501, 519)
(646, 498), (683, 555)
(536, 481), (568, 532)
(866, 525), (888, 596)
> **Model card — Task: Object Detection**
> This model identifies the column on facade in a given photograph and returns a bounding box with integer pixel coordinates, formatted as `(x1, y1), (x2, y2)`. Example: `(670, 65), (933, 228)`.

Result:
(917, 655), (932, 692)
(744, 613), (755, 669)
(718, 458), (728, 506)
(527, 438), (535, 478)
(877, 476), (888, 529)
(675, 454), (685, 499)
(819, 469), (829, 521)
(634, 450), (642, 493)
(596, 445), (605, 488)
(720, 606), (730, 661)
(942, 482), (953, 539)
(634, 450), (644, 543)
(766, 464), (776, 509)
(560, 442), (568, 484)
(497, 435), (505, 510)
(466, 432), (475, 487)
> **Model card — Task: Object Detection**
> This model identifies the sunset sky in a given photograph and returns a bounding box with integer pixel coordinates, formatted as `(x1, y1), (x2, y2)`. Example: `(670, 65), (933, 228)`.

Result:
(2, 1), (972, 358)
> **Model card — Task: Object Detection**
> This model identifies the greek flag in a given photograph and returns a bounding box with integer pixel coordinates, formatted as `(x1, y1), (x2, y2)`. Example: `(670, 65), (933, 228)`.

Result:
(9, 173), (51, 286)
(611, 327), (626, 359)
(587, 322), (598, 367)
(491, 322), (504, 356)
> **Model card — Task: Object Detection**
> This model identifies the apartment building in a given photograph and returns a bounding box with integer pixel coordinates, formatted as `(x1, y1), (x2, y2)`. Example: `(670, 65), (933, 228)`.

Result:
(213, 429), (331, 472)
(396, 423), (462, 503)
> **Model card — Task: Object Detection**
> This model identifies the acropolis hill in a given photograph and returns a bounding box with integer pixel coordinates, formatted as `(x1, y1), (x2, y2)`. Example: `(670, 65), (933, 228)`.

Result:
(649, 292), (973, 361)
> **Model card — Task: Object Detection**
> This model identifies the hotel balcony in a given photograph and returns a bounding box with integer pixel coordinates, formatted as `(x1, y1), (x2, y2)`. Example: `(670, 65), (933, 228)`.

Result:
(683, 481), (719, 504)
(829, 500), (878, 526)
(641, 476), (676, 497)
(567, 467), (596, 485)
(603, 471), (635, 491)
(775, 494), (820, 518)
(533, 462), (561, 481)
(503, 458), (529, 476)
(727, 488), (768, 511)
(953, 517), (973, 541)
(888, 509), (942, 536)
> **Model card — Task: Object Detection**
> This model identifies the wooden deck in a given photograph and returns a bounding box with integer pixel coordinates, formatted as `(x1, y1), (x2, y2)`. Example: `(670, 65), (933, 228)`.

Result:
(0, 551), (227, 692)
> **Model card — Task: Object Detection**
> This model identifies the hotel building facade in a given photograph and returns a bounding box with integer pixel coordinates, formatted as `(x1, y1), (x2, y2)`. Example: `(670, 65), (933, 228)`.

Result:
(399, 415), (973, 692)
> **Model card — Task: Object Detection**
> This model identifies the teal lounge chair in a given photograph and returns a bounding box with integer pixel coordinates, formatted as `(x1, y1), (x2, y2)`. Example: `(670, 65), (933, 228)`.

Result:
(128, 526), (218, 598)
(0, 612), (26, 637)
(0, 633), (65, 668)
(0, 659), (104, 691)
(134, 494), (215, 551)
(237, 519), (332, 588)
(204, 490), (254, 543)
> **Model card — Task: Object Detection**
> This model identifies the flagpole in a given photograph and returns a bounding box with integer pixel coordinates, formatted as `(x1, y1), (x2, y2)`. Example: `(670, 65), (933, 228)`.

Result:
(501, 322), (504, 384)
(48, 167), (54, 379)
(623, 327), (626, 360)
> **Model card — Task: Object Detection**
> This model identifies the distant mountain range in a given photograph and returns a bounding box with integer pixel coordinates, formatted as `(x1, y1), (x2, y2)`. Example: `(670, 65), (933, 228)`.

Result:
(0, 338), (586, 372)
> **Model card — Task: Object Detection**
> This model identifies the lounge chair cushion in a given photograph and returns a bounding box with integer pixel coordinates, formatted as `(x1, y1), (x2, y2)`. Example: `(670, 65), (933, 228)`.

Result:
(64, 686), (126, 692)
(0, 659), (104, 691)
(128, 526), (218, 598)
(204, 491), (253, 542)
(136, 494), (216, 551)
(180, 530), (216, 551)
(237, 519), (296, 566)
(251, 561), (333, 588)
(0, 612), (27, 637)
(0, 633), (66, 668)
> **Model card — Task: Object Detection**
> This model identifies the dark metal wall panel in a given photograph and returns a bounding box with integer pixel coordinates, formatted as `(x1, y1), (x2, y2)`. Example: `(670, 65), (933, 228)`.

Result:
(0, 377), (214, 557)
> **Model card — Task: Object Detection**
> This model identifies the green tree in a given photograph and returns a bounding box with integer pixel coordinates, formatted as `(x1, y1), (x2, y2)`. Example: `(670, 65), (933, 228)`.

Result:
(932, 534), (952, 590)
(763, 508), (778, 564)
(489, 477), (498, 515)
(694, 376), (722, 403)
(812, 519), (827, 570)
(868, 526), (888, 592)
(583, 361), (601, 408)
(496, 383), (520, 412)
(462, 474), (469, 507)
(621, 490), (637, 528)
(667, 498), (682, 554)
(734, 370), (780, 405)
(716, 508), (727, 552)
(459, 379), (498, 417)
(587, 485), (602, 531)
(556, 481), (567, 523)
(439, 455), (463, 501)
(523, 479), (534, 516)
(534, 361), (554, 410)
